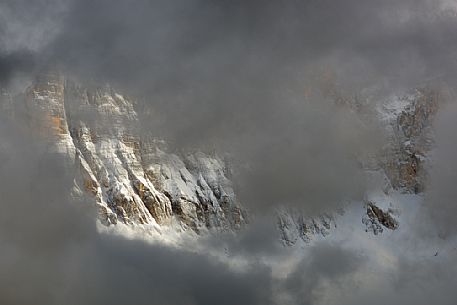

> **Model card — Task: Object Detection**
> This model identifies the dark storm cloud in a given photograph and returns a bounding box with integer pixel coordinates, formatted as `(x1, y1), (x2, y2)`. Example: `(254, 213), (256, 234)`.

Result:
(279, 243), (365, 305)
(0, 0), (67, 88)
(0, 50), (35, 85)
(44, 0), (457, 85)
(43, 0), (457, 95)
(200, 214), (287, 259)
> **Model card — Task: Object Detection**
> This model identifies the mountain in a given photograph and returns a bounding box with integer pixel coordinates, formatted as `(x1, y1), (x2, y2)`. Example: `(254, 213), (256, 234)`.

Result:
(0, 72), (444, 242)
(2, 72), (245, 234)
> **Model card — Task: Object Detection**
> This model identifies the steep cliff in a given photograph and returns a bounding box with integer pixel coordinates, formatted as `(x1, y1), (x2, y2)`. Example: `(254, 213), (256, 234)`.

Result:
(16, 73), (246, 233)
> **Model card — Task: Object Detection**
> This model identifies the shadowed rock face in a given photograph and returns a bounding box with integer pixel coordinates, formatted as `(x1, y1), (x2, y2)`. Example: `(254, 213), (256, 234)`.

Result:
(363, 201), (399, 235)
(11, 72), (246, 233)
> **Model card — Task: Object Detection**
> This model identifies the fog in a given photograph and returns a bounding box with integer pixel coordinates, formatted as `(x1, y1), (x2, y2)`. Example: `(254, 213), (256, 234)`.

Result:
(1, 0), (457, 304)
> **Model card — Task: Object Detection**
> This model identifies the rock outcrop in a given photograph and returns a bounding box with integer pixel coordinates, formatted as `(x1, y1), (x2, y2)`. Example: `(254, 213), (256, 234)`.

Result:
(379, 89), (441, 193)
(363, 201), (399, 235)
(277, 210), (336, 245)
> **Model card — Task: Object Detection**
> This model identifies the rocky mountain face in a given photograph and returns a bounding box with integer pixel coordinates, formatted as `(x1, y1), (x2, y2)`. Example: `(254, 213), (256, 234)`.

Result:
(364, 89), (442, 234)
(275, 88), (444, 244)
(5, 72), (245, 233)
(379, 89), (441, 193)
(0, 73), (443, 242)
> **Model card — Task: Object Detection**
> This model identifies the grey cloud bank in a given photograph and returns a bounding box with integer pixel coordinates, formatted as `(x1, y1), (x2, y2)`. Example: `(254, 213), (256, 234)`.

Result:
(1, 0), (457, 304)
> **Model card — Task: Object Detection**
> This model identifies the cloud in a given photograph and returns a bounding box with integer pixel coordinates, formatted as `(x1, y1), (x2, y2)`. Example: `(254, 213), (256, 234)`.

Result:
(333, 252), (457, 305)
(422, 100), (457, 237)
(1, 1), (457, 304)
(0, 51), (35, 85)
(279, 242), (365, 305)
